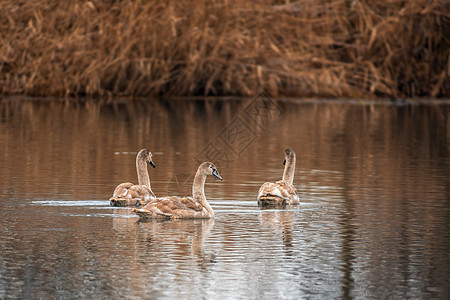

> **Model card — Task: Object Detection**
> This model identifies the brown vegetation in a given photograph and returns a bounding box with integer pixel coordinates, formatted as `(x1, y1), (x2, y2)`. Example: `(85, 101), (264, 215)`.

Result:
(0, 0), (449, 98)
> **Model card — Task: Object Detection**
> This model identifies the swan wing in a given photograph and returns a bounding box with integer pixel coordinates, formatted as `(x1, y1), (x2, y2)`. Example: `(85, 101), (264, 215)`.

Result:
(134, 196), (202, 219)
(257, 181), (299, 204)
(112, 182), (134, 198)
(127, 185), (156, 201)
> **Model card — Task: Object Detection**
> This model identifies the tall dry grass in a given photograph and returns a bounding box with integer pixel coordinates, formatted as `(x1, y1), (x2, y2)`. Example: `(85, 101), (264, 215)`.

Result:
(0, 0), (449, 98)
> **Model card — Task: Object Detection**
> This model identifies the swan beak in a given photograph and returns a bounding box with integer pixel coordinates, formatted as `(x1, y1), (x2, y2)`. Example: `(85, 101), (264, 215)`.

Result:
(283, 159), (286, 166)
(212, 168), (223, 181)
(149, 161), (156, 168)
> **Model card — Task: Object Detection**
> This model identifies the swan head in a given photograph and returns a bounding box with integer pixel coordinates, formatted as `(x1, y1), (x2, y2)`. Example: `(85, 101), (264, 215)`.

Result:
(283, 148), (295, 165)
(139, 149), (156, 168)
(200, 162), (223, 181)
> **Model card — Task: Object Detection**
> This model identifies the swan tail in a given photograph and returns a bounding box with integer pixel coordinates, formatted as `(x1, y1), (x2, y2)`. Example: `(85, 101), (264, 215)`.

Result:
(258, 196), (288, 206)
(132, 208), (172, 220)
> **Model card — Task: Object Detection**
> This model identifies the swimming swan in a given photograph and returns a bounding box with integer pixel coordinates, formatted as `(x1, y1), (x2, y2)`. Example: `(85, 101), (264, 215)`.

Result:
(133, 162), (222, 220)
(110, 149), (156, 206)
(257, 148), (299, 206)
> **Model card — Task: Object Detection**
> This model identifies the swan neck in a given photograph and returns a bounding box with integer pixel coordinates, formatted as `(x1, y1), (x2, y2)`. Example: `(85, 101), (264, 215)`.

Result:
(282, 155), (295, 185)
(192, 169), (214, 218)
(136, 155), (151, 188)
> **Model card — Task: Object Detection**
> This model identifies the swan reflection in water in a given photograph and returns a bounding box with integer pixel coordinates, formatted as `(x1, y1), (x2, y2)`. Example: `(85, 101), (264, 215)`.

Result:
(136, 218), (216, 265)
(259, 209), (295, 252)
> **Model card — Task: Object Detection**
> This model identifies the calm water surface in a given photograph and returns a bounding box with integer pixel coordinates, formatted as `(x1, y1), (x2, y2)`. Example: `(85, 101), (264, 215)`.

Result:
(0, 98), (449, 299)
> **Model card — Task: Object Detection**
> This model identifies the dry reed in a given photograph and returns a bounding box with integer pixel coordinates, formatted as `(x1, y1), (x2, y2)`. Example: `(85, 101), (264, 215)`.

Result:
(0, 0), (449, 98)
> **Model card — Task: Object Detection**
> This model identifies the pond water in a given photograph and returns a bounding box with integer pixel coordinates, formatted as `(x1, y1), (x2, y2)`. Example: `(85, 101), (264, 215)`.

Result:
(0, 97), (449, 299)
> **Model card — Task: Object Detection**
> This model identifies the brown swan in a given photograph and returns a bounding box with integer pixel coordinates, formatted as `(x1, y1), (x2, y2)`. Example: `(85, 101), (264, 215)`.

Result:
(110, 149), (156, 206)
(133, 162), (222, 220)
(257, 148), (299, 206)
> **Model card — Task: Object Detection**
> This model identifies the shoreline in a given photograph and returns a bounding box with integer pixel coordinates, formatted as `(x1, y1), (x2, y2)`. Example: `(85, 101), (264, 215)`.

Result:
(2, 95), (450, 106)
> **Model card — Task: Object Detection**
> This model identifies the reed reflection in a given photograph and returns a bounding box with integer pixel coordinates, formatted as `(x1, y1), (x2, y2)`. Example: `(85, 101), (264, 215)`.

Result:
(339, 189), (357, 300)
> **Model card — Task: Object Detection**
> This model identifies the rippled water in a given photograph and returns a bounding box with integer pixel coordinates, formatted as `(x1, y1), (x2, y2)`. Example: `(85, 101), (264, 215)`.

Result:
(0, 97), (449, 299)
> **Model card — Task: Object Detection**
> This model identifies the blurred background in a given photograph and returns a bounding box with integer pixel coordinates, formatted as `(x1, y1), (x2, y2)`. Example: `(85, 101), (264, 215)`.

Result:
(0, 0), (449, 99)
